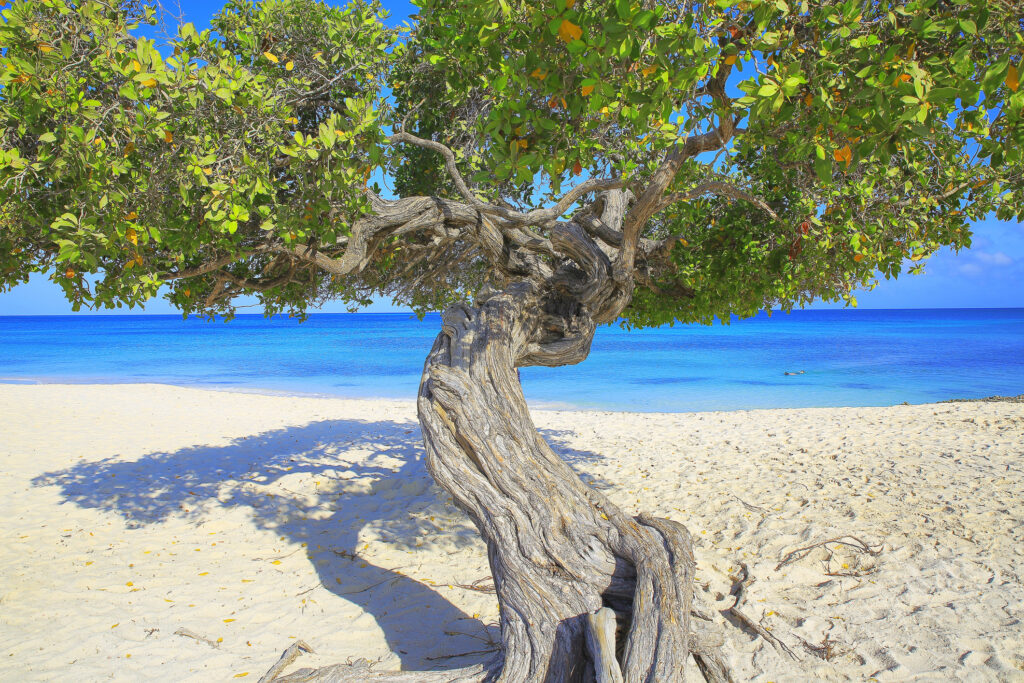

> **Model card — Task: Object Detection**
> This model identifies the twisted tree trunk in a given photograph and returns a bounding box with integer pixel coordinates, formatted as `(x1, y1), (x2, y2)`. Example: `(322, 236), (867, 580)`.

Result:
(416, 264), (723, 681)
(278, 210), (731, 683)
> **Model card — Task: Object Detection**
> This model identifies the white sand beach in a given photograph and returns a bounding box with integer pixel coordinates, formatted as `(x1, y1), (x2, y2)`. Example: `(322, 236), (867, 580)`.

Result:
(1, 383), (1022, 681)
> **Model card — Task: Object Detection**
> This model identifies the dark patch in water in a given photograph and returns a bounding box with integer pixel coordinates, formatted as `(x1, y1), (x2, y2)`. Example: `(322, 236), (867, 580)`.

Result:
(630, 376), (705, 385)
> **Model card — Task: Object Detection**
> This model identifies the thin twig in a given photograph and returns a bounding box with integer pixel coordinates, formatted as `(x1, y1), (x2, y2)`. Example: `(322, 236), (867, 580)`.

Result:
(731, 494), (766, 514)
(424, 647), (499, 662)
(775, 536), (883, 572)
(451, 577), (496, 593)
(726, 564), (798, 661)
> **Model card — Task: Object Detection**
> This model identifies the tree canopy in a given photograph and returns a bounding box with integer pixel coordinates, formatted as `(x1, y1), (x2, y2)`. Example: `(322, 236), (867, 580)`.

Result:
(2, 0), (1022, 325)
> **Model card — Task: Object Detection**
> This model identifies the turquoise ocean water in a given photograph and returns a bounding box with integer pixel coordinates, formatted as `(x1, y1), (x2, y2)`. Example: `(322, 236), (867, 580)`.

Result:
(1, 309), (1021, 412)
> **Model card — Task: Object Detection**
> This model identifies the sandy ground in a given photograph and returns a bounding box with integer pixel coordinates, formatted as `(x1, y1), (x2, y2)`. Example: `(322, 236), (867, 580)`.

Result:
(1, 383), (1022, 682)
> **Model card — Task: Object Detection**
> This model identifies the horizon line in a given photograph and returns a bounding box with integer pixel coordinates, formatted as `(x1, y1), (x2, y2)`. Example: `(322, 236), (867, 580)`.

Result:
(2, 306), (1023, 318)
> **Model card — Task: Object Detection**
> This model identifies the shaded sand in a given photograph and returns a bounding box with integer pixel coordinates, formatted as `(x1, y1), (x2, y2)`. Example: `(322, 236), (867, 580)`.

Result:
(1, 384), (1022, 681)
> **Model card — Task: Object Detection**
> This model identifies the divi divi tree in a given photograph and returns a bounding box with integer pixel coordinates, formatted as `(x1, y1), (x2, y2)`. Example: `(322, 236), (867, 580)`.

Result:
(2, 0), (1021, 679)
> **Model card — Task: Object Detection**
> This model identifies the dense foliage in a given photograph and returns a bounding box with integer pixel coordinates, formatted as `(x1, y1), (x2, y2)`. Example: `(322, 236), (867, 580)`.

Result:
(2, 0), (1022, 325)
(1, 0), (395, 315)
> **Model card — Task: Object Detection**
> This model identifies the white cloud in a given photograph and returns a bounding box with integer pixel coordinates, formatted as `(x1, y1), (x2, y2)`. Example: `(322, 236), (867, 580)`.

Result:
(974, 251), (1014, 266)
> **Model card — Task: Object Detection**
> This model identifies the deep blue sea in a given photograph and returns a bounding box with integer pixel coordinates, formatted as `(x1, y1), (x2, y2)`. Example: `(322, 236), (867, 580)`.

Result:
(1, 309), (1021, 412)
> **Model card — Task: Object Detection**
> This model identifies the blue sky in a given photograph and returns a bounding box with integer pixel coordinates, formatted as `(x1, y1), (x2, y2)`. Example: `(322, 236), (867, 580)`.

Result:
(1, 1), (1021, 315)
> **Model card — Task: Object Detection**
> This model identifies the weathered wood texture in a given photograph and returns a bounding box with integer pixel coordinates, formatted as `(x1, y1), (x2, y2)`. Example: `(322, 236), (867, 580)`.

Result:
(413, 203), (715, 681)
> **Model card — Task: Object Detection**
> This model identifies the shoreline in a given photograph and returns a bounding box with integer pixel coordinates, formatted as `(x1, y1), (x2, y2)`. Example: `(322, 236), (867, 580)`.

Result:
(2, 383), (1023, 680)
(1, 378), (1020, 413)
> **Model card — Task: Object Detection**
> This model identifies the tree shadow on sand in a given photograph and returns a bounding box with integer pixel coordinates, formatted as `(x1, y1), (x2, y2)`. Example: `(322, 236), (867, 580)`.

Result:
(33, 416), (610, 672)
(34, 418), (495, 670)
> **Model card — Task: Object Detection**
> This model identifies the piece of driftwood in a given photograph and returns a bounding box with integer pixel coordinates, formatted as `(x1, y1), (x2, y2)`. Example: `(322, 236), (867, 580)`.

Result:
(272, 659), (497, 682)
(259, 640), (314, 683)
(173, 627), (219, 649)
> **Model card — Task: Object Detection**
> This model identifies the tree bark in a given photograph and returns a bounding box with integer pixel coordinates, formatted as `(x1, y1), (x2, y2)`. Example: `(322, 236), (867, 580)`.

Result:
(417, 278), (706, 682)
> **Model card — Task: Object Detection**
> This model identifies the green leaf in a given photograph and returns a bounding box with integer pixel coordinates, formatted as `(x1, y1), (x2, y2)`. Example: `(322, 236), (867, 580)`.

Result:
(926, 87), (958, 103)
(814, 155), (832, 183)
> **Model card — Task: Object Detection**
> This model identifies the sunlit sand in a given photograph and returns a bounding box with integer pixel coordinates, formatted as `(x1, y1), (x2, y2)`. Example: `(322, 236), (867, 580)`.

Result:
(2, 384), (1021, 680)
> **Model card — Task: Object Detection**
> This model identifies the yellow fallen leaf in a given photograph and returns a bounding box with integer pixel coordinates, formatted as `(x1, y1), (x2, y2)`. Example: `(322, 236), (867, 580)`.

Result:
(271, 560), (281, 565)
(85, 561), (94, 566)
(224, 618), (236, 623)
(263, 51), (278, 63)
(198, 572), (209, 576)
(126, 581), (133, 586)
(233, 673), (249, 678)
(558, 19), (582, 43)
